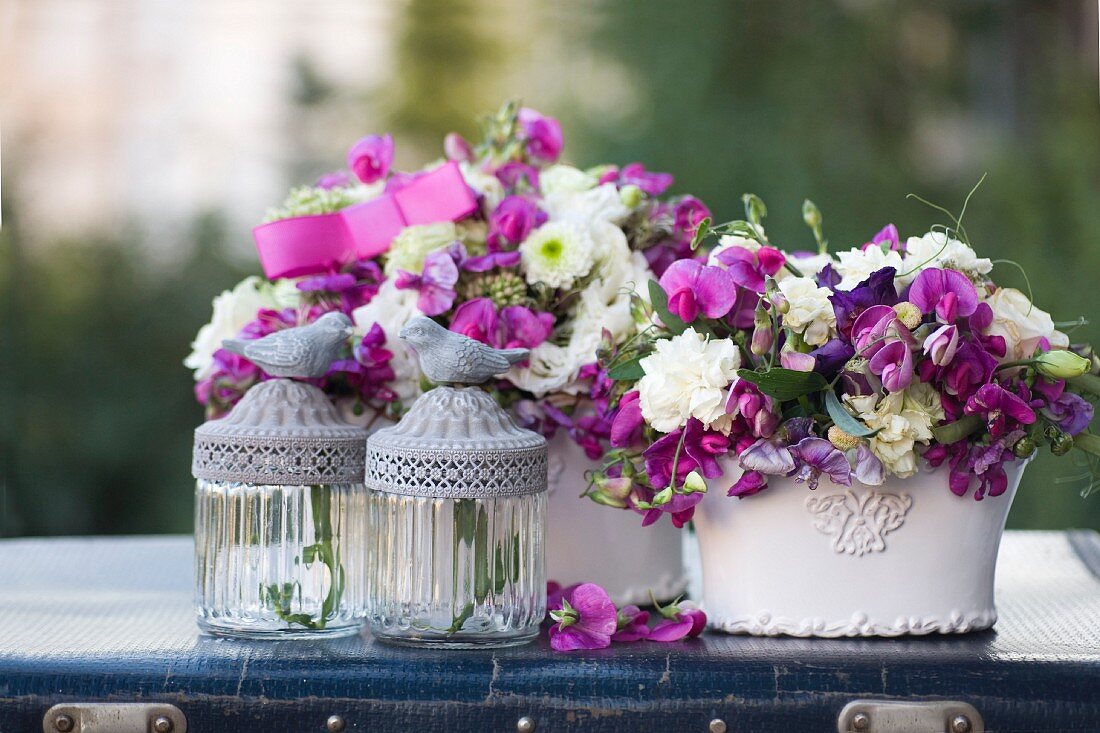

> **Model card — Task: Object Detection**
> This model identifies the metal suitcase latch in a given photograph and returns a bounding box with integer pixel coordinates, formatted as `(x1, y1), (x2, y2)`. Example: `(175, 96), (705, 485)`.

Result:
(43, 703), (186, 733)
(838, 700), (984, 733)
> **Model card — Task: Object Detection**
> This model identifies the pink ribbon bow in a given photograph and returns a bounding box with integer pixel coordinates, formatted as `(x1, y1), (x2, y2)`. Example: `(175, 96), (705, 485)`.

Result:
(252, 161), (478, 279)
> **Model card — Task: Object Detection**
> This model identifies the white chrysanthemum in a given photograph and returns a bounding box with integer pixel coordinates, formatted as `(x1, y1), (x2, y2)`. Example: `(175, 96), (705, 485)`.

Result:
(384, 222), (457, 276)
(902, 231), (992, 282)
(519, 221), (596, 289)
(983, 287), (1070, 362)
(508, 247), (652, 397)
(184, 276), (301, 380)
(351, 281), (424, 405)
(834, 246), (905, 291)
(539, 165), (598, 196)
(844, 386), (943, 478)
(459, 161), (504, 210)
(778, 276), (837, 346)
(638, 328), (742, 433)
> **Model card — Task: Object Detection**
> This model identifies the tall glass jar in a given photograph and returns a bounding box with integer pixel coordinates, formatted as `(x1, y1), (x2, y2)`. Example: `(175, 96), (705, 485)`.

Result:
(192, 379), (369, 639)
(365, 385), (547, 648)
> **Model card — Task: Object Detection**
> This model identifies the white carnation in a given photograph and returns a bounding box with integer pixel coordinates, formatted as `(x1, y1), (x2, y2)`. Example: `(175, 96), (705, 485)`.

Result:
(351, 281), (424, 405)
(785, 251), (834, 279)
(184, 276), (300, 380)
(459, 161), (505, 210)
(544, 182), (631, 227)
(902, 231), (992, 281)
(384, 222), (457, 276)
(519, 221), (595, 289)
(983, 287), (1070, 362)
(778, 276), (837, 346)
(834, 246), (905, 291)
(638, 328), (741, 433)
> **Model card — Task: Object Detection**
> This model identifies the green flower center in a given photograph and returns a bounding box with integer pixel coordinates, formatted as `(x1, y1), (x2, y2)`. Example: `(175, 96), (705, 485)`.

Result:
(539, 238), (564, 263)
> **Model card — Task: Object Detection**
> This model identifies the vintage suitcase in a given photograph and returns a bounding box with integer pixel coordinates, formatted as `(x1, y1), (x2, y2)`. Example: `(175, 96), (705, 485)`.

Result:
(1, 531), (1098, 732)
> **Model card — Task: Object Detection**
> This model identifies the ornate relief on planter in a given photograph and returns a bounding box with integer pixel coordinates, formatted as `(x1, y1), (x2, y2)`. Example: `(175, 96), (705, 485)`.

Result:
(805, 489), (913, 556)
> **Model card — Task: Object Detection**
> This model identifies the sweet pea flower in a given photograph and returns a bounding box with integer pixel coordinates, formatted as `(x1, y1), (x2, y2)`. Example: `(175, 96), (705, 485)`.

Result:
(449, 298), (498, 343)
(394, 249), (459, 316)
(649, 597), (707, 642)
(829, 267), (900, 339)
(808, 339), (857, 379)
(518, 107), (564, 163)
(297, 272), (358, 293)
(864, 223), (900, 251)
(781, 350), (816, 372)
(610, 391), (644, 448)
(869, 339), (915, 392)
(495, 161), (540, 191)
(673, 196), (711, 240)
(487, 195), (547, 249)
(641, 489), (704, 529)
(923, 324), (960, 366)
(790, 437), (852, 490)
(443, 132), (473, 162)
(728, 470), (768, 497)
(499, 305), (554, 350)
(738, 437), (796, 477)
(548, 583), (618, 652)
(1041, 391), (1094, 436)
(726, 379), (780, 438)
(618, 162), (674, 196)
(658, 260), (738, 323)
(315, 170), (352, 190)
(713, 245), (787, 293)
(611, 605), (651, 642)
(853, 443), (886, 485)
(964, 383), (1037, 439)
(644, 419), (728, 490)
(908, 267), (978, 324)
(347, 134), (394, 184)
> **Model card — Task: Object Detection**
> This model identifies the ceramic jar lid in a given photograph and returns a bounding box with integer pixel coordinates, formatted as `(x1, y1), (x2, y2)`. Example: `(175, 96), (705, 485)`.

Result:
(192, 379), (367, 485)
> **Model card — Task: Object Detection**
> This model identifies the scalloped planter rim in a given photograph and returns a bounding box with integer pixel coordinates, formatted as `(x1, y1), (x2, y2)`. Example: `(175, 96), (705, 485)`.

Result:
(695, 457), (1025, 637)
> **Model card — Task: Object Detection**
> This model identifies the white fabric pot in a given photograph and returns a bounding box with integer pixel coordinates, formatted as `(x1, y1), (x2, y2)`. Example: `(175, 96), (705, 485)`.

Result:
(695, 457), (1025, 637)
(546, 433), (686, 605)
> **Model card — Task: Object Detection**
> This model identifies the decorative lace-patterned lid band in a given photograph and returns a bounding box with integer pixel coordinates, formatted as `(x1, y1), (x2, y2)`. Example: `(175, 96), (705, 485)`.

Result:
(365, 444), (547, 498)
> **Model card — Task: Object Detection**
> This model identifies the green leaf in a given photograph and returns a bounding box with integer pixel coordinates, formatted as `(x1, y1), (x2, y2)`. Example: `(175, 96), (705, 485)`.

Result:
(648, 279), (689, 335)
(608, 357), (646, 381)
(931, 414), (984, 445)
(1074, 433), (1100, 458)
(690, 216), (712, 251)
(742, 193), (767, 226)
(824, 390), (877, 438)
(736, 368), (827, 402)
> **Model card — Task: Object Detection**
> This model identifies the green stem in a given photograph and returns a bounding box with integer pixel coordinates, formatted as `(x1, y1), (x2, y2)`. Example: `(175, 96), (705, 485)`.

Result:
(1074, 433), (1100, 458)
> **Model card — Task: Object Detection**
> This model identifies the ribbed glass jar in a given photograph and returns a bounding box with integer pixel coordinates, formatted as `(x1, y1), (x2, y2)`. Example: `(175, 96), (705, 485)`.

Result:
(365, 490), (546, 648)
(195, 479), (368, 639)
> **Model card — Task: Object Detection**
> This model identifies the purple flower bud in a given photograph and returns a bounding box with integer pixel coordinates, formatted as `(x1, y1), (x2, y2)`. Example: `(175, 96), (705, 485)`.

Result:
(518, 107), (564, 163)
(923, 324), (960, 366)
(443, 132), (473, 162)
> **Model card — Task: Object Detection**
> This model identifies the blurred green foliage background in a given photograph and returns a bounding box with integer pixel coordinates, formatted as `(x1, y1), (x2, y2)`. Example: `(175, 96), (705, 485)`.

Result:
(1, 0), (1098, 536)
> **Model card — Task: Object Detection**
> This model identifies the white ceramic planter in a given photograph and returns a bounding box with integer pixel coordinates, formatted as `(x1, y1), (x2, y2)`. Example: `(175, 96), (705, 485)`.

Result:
(695, 457), (1025, 637)
(546, 433), (687, 605)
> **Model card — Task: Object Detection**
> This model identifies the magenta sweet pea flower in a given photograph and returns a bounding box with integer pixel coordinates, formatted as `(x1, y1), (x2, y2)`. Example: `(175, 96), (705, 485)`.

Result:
(940, 340), (999, 400)
(728, 470), (768, 498)
(518, 107), (564, 163)
(499, 305), (554, 350)
(347, 134), (394, 184)
(487, 195), (547, 249)
(618, 162), (673, 196)
(443, 132), (473, 162)
(864, 223), (900, 251)
(658, 259), (738, 323)
(727, 379), (780, 438)
(315, 170), (352, 190)
(964, 383), (1037, 438)
(394, 249), (459, 316)
(449, 298), (498, 343)
(495, 160), (540, 191)
(908, 268), (978, 324)
(610, 391), (644, 448)
(869, 339), (915, 392)
(611, 605), (651, 642)
(649, 597), (707, 642)
(548, 583), (618, 652)
(923, 324), (960, 366)
(790, 437), (853, 490)
(713, 245), (786, 293)
(673, 196), (711, 240)
(297, 272), (358, 293)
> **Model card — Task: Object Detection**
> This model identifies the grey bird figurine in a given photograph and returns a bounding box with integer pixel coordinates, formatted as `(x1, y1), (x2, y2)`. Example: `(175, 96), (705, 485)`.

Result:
(399, 316), (529, 384)
(222, 312), (354, 378)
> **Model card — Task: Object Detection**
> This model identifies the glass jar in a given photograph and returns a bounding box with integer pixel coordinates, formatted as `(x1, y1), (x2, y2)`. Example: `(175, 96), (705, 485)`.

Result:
(366, 491), (545, 647)
(364, 384), (548, 648)
(192, 379), (369, 639)
(195, 480), (367, 639)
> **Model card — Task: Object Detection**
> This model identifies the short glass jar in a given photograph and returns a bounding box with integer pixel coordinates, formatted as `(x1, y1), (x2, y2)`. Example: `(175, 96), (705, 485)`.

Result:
(192, 379), (368, 639)
(365, 386), (547, 648)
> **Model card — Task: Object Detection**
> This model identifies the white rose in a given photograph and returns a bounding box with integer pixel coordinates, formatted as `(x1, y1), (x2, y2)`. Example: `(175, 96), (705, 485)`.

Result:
(845, 387), (943, 478)
(544, 183), (631, 227)
(351, 281), (424, 405)
(902, 231), (991, 282)
(184, 276), (300, 380)
(778, 276), (837, 346)
(637, 328), (741, 433)
(834, 245), (905, 291)
(538, 165), (598, 196)
(983, 287), (1069, 362)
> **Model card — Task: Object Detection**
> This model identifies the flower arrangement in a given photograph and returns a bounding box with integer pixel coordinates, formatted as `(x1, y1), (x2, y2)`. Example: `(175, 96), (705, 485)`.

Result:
(590, 189), (1100, 527)
(185, 102), (711, 457)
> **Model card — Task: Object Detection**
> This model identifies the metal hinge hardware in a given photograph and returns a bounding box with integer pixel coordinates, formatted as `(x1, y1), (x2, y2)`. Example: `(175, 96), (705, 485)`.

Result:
(43, 703), (187, 733)
(838, 700), (984, 733)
